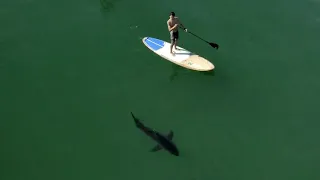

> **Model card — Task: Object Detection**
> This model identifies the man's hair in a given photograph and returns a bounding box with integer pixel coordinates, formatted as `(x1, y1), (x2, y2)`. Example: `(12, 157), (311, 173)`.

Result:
(170, 12), (175, 16)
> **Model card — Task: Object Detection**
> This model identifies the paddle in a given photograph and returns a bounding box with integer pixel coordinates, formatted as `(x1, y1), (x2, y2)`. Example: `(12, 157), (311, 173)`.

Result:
(180, 27), (219, 49)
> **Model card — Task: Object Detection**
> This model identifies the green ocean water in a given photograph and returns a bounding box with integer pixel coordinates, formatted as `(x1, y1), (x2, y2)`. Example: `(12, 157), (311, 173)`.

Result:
(1, 0), (320, 180)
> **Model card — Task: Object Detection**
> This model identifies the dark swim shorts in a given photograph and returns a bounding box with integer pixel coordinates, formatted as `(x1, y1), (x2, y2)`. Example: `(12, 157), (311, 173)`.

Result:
(170, 31), (179, 41)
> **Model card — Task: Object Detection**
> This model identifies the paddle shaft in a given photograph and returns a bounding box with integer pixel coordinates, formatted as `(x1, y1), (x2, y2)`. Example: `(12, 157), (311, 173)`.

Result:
(178, 26), (219, 49)
(187, 31), (210, 43)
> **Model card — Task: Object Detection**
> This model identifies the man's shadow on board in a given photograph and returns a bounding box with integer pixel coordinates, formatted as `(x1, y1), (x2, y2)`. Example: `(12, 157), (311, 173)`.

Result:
(169, 63), (215, 81)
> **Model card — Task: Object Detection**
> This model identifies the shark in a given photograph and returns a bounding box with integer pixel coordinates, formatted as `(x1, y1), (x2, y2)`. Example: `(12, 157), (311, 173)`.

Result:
(131, 112), (179, 156)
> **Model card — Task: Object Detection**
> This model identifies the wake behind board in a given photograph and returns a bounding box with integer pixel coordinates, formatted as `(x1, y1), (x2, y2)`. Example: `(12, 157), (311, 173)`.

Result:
(142, 37), (214, 71)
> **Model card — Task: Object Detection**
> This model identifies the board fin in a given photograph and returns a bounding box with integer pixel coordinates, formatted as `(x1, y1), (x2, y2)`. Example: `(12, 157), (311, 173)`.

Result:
(167, 130), (174, 140)
(150, 144), (162, 152)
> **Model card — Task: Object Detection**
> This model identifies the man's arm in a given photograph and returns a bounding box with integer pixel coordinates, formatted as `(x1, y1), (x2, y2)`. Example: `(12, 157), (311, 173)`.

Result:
(167, 21), (171, 31)
(167, 21), (178, 32)
(177, 18), (187, 31)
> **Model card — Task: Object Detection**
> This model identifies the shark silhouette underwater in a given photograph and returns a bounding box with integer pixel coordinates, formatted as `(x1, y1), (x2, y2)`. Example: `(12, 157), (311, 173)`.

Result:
(131, 112), (180, 156)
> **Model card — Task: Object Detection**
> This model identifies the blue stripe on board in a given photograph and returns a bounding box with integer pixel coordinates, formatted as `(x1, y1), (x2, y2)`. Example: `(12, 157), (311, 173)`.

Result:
(144, 37), (165, 51)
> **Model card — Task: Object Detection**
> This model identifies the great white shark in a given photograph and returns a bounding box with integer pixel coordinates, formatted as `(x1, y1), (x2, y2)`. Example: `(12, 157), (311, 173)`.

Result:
(131, 112), (179, 156)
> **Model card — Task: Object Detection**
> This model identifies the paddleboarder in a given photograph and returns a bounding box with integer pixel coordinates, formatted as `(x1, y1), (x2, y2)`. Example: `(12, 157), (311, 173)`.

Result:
(167, 12), (187, 55)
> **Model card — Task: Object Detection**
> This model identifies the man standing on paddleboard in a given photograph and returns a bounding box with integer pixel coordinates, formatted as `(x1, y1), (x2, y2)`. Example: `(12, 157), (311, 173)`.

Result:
(167, 12), (187, 55)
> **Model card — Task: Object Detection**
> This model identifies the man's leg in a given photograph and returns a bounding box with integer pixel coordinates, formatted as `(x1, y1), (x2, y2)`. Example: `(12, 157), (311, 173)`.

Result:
(174, 39), (178, 50)
(170, 39), (175, 54)
(170, 31), (174, 54)
(174, 31), (179, 50)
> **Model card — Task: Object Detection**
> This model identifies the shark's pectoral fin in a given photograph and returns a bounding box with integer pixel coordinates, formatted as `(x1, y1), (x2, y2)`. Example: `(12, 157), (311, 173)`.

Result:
(167, 130), (174, 140)
(150, 144), (162, 152)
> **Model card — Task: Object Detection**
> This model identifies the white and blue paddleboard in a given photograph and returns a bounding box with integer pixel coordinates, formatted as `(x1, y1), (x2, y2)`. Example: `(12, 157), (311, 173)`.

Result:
(142, 37), (214, 71)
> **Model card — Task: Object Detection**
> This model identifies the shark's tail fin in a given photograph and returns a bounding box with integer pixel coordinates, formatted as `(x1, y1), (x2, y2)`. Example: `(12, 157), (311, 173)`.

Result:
(131, 112), (144, 128)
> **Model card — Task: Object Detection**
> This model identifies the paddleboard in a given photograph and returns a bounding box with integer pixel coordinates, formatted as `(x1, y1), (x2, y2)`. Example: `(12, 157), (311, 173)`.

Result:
(142, 37), (214, 71)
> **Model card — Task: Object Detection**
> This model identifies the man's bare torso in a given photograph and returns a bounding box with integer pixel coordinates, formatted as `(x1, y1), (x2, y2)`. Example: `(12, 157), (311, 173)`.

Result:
(167, 17), (179, 32)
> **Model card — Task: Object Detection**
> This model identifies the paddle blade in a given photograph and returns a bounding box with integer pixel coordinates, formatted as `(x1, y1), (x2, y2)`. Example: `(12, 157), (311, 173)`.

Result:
(209, 42), (219, 49)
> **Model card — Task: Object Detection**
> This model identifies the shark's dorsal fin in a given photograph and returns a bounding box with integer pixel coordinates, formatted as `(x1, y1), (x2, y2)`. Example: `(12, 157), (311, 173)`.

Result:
(150, 144), (162, 152)
(167, 130), (174, 140)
